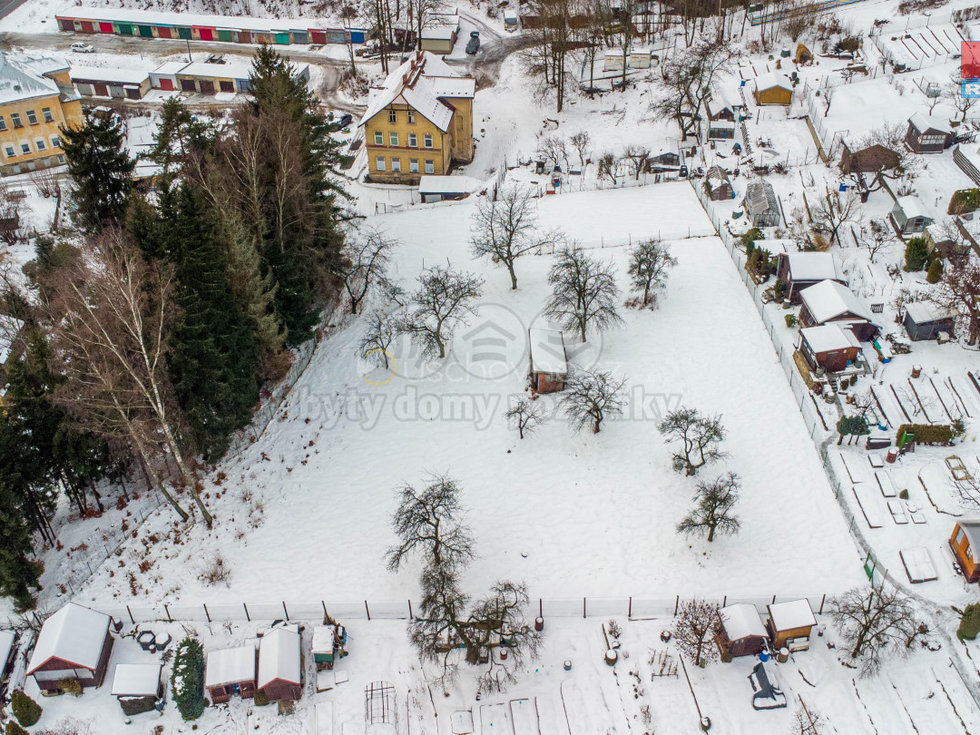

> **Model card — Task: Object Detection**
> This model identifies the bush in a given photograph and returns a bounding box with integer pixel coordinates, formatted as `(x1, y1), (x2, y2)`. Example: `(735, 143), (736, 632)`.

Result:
(837, 416), (870, 436)
(784, 313), (798, 328)
(773, 278), (787, 302)
(899, 489), (909, 500)
(254, 689), (270, 706)
(895, 422), (958, 446)
(741, 227), (763, 250)
(171, 637), (206, 720)
(904, 237), (929, 271)
(927, 257), (943, 284)
(958, 603), (980, 641)
(948, 188), (980, 215)
(59, 677), (83, 696)
(839, 36), (861, 52)
(5, 722), (29, 735)
(11, 690), (42, 726)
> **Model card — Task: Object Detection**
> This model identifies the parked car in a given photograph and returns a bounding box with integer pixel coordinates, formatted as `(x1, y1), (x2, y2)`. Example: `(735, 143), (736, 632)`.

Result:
(337, 113), (353, 129)
(466, 31), (480, 55)
(70, 42), (95, 53)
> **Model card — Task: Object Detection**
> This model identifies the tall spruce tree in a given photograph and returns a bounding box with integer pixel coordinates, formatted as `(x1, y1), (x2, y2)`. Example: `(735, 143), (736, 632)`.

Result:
(162, 184), (260, 459)
(60, 112), (135, 233)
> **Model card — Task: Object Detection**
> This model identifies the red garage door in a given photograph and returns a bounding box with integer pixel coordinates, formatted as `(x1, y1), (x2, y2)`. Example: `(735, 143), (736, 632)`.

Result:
(157, 26), (171, 38)
(80, 20), (94, 32)
(94, 83), (108, 96)
(310, 30), (326, 44)
(159, 78), (175, 91)
(197, 27), (213, 40)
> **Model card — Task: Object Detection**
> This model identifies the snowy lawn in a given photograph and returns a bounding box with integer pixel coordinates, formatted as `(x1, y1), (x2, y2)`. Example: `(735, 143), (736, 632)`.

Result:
(63, 183), (865, 612)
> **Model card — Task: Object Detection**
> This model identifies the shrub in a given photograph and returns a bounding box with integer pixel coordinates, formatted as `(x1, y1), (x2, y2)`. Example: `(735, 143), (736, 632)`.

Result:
(720, 651), (733, 663)
(278, 699), (296, 716)
(741, 227), (763, 250)
(59, 677), (83, 696)
(837, 416), (870, 436)
(895, 422), (958, 446)
(784, 313), (798, 328)
(5, 722), (29, 735)
(839, 36), (861, 52)
(773, 278), (787, 302)
(254, 689), (270, 706)
(904, 237), (929, 271)
(171, 637), (206, 720)
(927, 257), (943, 284)
(948, 188), (980, 215)
(899, 489), (909, 500)
(11, 690), (42, 726)
(958, 603), (980, 641)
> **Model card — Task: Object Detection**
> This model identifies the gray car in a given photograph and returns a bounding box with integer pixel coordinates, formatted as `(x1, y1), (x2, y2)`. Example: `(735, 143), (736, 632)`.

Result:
(465, 31), (480, 55)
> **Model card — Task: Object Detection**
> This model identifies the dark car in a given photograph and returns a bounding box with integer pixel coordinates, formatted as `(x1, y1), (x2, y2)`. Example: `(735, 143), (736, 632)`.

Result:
(466, 31), (480, 55)
(337, 113), (353, 129)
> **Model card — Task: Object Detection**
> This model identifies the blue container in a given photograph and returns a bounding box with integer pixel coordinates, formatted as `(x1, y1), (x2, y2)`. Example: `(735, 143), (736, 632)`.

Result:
(760, 651), (770, 662)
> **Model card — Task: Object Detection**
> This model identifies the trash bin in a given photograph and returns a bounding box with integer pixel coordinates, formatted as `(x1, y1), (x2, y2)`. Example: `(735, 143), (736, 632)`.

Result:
(887, 448), (899, 463)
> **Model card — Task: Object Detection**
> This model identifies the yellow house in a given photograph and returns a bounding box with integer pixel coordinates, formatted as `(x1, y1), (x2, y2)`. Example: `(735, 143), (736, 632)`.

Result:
(359, 50), (474, 185)
(0, 53), (83, 175)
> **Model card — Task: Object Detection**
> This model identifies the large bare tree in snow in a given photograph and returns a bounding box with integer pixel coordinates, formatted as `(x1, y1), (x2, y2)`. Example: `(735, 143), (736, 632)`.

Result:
(658, 407), (727, 476)
(673, 599), (720, 666)
(560, 367), (628, 433)
(544, 247), (623, 343)
(470, 188), (552, 290)
(927, 255), (980, 345)
(677, 473), (741, 542)
(401, 264), (483, 359)
(626, 239), (676, 308)
(336, 227), (399, 314)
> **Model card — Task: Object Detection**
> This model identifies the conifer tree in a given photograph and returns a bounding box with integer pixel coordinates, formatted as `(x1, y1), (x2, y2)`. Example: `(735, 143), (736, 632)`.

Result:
(60, 111), (134, 233)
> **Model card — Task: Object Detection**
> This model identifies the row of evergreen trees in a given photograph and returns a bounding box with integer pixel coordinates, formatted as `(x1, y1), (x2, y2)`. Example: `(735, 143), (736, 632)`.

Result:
(0, 48), (349, 609)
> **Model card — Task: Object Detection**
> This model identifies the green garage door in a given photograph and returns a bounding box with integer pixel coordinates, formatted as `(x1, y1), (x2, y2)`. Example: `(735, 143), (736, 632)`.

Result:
(177, 26), (191, 39)
(275, 32), (289, 44)
(138, 25), (153, 37)
(217, 29), (233, 42)
(118, 22), (133, 35)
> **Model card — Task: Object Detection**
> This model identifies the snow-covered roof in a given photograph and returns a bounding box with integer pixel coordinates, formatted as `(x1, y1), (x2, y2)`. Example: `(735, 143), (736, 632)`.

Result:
(359, 51), (471, 132)
(205, 644), (256, 687)
(257, 627), (301, 688)
(909, 112), (951, 135)
(70, 66), (149, 85)
(753, 238), (795, 253)
(755, 71), (792, 92)
(178, 61), (254, 80)
(705, 166), (731, 187)
(0, 52), (66, 105)
(785, 252), (846, 282)
(743, 179), (777, 215)
(111, 663), (162, 697)
(418, 175), (483, 194)
(904, 301), (956, 324)
(800, 279), (876, 325)
(958, 520), (980, 561)
(800, 324), (860, 353)
(0, 630), (15, 668)
(529, 328), (567, 375)
(894, 195), (928, 219)
(27, 603), (111, 675)
(151, 61), (190, 76)
(768, 599), (816, 631)
(709, 120), (736, 130)
(57, 5), (363, 32)
(312, 625), (337, 654)
(719, 604), (766, 641)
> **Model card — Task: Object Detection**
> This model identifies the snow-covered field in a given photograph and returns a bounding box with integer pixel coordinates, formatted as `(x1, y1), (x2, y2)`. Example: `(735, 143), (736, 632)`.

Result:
(47, 182), (866, 615)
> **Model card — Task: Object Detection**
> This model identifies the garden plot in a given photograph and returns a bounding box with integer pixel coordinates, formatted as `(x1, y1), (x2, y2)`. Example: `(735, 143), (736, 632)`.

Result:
(875, 23), (966, 69)
(64, 183), (863, 612)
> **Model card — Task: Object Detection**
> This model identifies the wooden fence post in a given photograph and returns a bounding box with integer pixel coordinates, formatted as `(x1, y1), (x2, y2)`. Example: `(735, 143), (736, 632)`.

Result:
(164, 604), (172, 623)
(722, 595), (727, 608)
(819, 594), (826, 615)
(321, 600), (328, 621)
(282, 601), (289, 620)
(204, 603), (212, 623)
(674, 595), (680, 616)
(628, 596), (632, 618)
(539, 599), (543, 618)
(364, 600), (371, 620)
(126, 605), (135, 625)
(582, 597), (587, 619)
(408, 599), (413, 619)
(243, 603), (250, 622)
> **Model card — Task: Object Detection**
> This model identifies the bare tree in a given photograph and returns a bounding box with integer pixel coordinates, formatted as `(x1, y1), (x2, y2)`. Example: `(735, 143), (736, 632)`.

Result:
(538, 136), (570, 173)
(360, 309), (400, 369)
(544, 247), (623, 343)
(658, 407), (726, 476)
(470, 188), (551, 290)
(505, 398), (546, 439)
(560, 367), (628, 433)
(828, 585), (923, 676)
(855, 218), (894, 263)
(598, 152), (619, 185)
(792, 703), (826, 735)
(673, 599), (720, 666)
(467, 581), (540, 693)
(927, 255), (980, 345)
(522, 0), (575, 112)
(626, 239), (677, 307)
(678, 473), (741, 542)
(570, 131), (591, 167)
(621, 145), (650, 181)
(401, 264), (483, 359)
(811, 190), (858, 246)
(43, 231), (205, 523)
(652, 37), (740, 140)
(386, 474), (474, 572)
(948, 73), (978, 122)
(336, 227), (399, 314)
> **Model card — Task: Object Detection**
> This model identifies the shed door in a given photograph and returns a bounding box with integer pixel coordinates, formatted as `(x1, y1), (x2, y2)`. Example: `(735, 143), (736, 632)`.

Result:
(80, 20), (93, 32)
(219, 80), (234, 93)
(293, 30), (307, 43)
(94, 83), (109, 96)
(350, 30), (365, 43)
(198, 27), (214, 41)
(311, 30), (326, 44)
(125, 87), (140, 100)
(99, 21), (114, 33)
(118, 23), (133, 35)
(177, 26), (191, 39)
(180, 79), (196, 92)
(109, 84), (125, 98)
(199, 80), (215, 94)
(217, 29), (233, 42)
(159, 78), (174, 91)
(138, 25), (153, 37)
(275, 32), (290, 44)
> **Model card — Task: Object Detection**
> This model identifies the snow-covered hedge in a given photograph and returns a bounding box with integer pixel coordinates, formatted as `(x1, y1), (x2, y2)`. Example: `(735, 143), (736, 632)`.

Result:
(171, 637), (206, 720)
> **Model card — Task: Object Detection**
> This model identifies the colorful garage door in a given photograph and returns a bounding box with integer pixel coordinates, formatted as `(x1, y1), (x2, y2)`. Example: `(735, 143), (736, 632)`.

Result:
(177, 26), (191, 39)
(99, 21), (113, 33)
(310, 29), (326, 44)
(292, 30), (308, 43)
(197, 27), (214, 40)
(275, 32), (289, 44)
(58, 18), (73, 31)
(138, 25), (153, 37)
(157, 26), (172, 38)
(117, 23), (133, 35)
(80, 20), (94, 32)
(158, 78), (175, 91)
(219, 80), (234, 92)
(217, 29), (233, 42)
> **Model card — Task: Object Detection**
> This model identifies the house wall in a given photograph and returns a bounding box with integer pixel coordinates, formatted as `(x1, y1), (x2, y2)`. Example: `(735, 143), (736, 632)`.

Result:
(532, 371), (565, 394)
(0, 85), (80, 175)
(905, 123), (950, 154)
(363, 104), (452, 184)
(904, 313), (955, 341)
(754, 86), (792, 105)
(806, 344), (859, 372)
(708, 182), (732, 201)
(445, 96), (474, 163)
(208, 678), (256, 704)
(261, 679), (302, 701)
(767, 622), (813, 649)
(950, 524), (980, 582)
(31, 631), (112, 692)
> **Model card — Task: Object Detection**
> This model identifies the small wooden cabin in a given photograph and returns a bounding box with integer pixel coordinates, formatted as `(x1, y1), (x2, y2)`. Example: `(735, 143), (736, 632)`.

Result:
(705, 166), (733, 201)
(905, 113), (953, 154)
(528, 328), (567, 393)
(716, 604), (768, 658)
(111, 663), (163, 716)
(776, 252), (846, 304)
(258, 626), (302, 701)
(312, 624), (344, 669)
(798, 279), (879, 342)
(26, 603), (114, 693)
(891, 196), (933, 235)
(205, 644), (257, 703)
(839, 142), (901, 176)
(903, 302), (956, 341)
(753, 72), (793, 106)
(950, 520), (980, 582)
(798, 324), (861, 373)
(766, 599), (816, 650)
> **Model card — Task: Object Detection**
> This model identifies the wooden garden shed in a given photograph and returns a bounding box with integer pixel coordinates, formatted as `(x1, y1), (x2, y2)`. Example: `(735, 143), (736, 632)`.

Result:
(890, 196), (933, 235)
(258, 626), (302, 701)
(905, 113), (952, 154)
(205, 644), (257, 703)
(26, 603), (114, 693)
(798, 324), (861, 373)
(528, 328), (567, 393)
(716, 604), (768, 658)
(766, 600), (816, 650)
(705, 166), (733, 201)
(753, 72), (793, 106)
(798, 279), (880, 341)
(903, 302), (956, 341)
(111, 663), (163, 715)
(776, 251), (846, 304)
(950, 519), (980, 582)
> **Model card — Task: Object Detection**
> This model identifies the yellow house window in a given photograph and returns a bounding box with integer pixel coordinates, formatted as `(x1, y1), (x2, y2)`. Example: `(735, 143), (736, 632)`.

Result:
(20, 143), (30, 154)
(410, 158), (418, 172)
(388, 109), (396, 123)
(407, 110), (415, 124)
(374, 130), (383, 145)
(424, 159), (434, 174)
(391, 158), (401, 172)
(0, 117), (6, 131)
(389, 132), (398, 146)
(42, 108), (53, 123)
(408, 133), (417, 147)
(424, 133), (433, 148)
(26, 110), (37, 125)
(4, 145), (14, 158)
(35, 139), (45, 151)
(376, 156), (385, 171)
(11, 113), (22, 129)
(51, 135), (61, 148)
